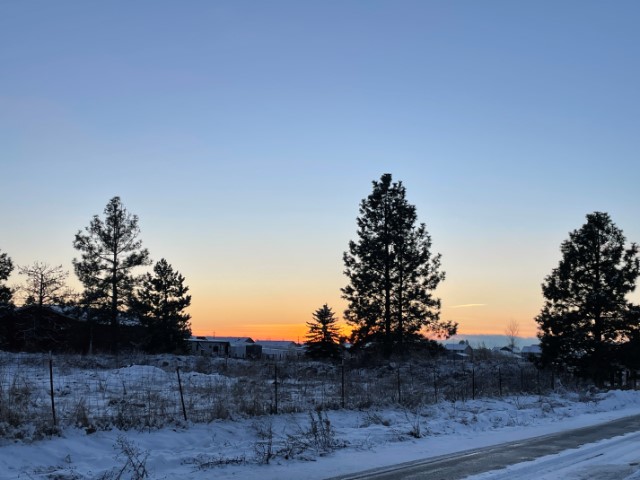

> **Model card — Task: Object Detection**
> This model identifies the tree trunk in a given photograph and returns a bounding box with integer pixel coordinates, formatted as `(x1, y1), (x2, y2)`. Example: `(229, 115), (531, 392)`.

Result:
(111, 252), (119, 353)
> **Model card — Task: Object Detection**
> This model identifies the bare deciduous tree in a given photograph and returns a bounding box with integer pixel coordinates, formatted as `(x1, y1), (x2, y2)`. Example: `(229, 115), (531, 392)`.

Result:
(17, 262), (70, 307)
(504, 318), (520, 351)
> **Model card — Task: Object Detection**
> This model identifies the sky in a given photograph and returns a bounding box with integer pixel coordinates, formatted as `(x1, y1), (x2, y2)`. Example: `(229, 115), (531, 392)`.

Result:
(1, 1), (639, 342)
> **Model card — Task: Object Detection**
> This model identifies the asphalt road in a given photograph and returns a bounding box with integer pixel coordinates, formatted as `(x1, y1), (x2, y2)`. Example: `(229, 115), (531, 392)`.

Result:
(326, 414), (640, 480)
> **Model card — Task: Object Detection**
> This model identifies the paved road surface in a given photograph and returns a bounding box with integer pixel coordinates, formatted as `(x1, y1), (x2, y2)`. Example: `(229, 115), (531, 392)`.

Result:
(326, 414), (640, 480)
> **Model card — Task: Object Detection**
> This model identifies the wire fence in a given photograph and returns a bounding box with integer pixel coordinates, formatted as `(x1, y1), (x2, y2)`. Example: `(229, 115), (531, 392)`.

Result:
(0, 351), (598, 440)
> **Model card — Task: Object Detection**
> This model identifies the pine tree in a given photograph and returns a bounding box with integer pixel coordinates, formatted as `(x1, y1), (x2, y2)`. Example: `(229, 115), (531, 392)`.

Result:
(342, 174), (456, 357)
(536, 212), (640, 384)
(0, 249), (15, 349)
(73, 197), (150, 352)
(305, 304), (342, 360)
(0, 249), (12, 307)
(132, 258), (192, 353)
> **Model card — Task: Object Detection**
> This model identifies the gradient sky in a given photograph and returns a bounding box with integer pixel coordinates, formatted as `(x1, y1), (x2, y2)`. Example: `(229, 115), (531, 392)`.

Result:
(2, 1), (639, 341)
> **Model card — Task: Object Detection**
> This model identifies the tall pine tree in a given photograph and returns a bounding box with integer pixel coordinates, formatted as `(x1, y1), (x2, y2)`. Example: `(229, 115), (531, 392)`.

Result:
(0, 249), (15, 349)
(342, 174), (455, 357)
(536, 212), (640, 384)
(73, 197), (150, 352)
(305, 304), (342, 360)
(0, 249), (12, 307)
(132, 258), (192, 353)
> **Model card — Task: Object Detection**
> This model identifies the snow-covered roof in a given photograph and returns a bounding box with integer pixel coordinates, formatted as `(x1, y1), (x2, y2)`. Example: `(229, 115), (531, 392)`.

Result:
(444, 343), (472, 351)
(522, 345), (542, 354)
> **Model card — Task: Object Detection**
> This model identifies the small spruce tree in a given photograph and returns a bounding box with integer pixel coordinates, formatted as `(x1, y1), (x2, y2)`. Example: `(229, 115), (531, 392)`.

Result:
(305, 304), (342, 360)
(132, 258), (192, 353)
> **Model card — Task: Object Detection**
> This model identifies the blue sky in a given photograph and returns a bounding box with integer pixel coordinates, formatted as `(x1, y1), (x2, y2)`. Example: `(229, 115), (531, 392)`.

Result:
(1, 1), (639, 339)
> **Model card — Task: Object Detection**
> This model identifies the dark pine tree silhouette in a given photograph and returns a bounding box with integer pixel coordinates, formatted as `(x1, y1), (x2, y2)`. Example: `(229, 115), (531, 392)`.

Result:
(73, 197), (150, 352)
(0, 249), (15, 349)
(536, 211), (640, 385)
(305, 304), (342, 360)
(0, 249), (12, 307)
(132, 258), (192, 353)
(342, 174), (456, 358)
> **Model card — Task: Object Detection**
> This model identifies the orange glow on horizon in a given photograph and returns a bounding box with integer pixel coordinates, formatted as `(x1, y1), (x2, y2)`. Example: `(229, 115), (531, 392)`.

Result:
(187, 283), (543, 342)
(192, 321), (352, 342)
(190, 308), (539, 342)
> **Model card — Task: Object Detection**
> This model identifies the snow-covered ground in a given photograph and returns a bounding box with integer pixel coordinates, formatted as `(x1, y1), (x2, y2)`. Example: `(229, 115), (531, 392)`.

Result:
(2, 383), (640, 479)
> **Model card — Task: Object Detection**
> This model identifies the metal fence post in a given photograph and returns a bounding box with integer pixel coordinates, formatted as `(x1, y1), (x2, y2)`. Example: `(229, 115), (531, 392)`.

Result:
(49, 353), (57, 428)
(341, 360), (345, 408)
(472, 367), (476, 400)
(176, 367), (187, 421)
(433, 370), (438, 402)
(274, 364), (278, 414)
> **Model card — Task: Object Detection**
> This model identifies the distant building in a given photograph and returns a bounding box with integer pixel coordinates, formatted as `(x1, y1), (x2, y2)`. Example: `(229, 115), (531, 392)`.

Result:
(444, 343), (473, 359)
(493, 346), (521, 358)
(187, 336), (261, 359)
(255, 340), (303, 360)
(521, 344), (542, 359)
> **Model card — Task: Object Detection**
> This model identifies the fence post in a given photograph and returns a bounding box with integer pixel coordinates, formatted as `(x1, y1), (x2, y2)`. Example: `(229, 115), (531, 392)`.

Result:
(472, 367), (476, 400)
(49, 353), (57, 428)
(341, 360), (345, 409)
(433, 371), (438, 402)
(498, 367), (502, 397)
(397, 367), (402, 404)
(273, 364), (278, 414)
(176, 367), (188, 422)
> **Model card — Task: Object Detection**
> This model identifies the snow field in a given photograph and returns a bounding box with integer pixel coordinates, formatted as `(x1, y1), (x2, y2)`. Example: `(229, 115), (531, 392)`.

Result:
(1, 352), (640, 479)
